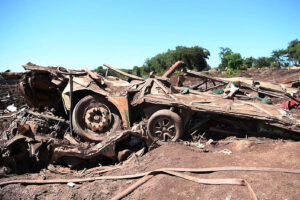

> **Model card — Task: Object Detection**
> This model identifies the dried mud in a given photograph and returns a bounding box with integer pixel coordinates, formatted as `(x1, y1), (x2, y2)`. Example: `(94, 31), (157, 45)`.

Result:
(0, 138), (299, 200)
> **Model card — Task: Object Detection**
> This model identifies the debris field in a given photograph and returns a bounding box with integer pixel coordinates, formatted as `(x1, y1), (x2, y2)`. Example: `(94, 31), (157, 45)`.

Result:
(0, 61), (300, 200)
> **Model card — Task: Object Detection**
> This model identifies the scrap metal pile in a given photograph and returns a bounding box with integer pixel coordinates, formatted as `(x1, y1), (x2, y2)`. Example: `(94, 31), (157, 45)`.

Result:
(1, 61), (300, 175)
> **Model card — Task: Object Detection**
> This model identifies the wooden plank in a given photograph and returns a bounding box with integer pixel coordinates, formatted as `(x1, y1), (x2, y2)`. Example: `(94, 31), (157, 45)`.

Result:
(153, 79), (178, 101)
(84, 68), (104, 84)
(103, 63), (144, 81)
(200, 83), (227, 92)
(185, 69), (228, 84)
(191, 80), (207, 89)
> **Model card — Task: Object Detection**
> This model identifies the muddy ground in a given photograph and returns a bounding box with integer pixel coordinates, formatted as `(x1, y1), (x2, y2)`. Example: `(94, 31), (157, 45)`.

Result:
(1, 138), (299, 200)
(1, 68), (300, 200)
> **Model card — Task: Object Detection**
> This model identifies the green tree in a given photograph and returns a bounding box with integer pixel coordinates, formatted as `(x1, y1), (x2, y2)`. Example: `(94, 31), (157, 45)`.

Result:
(218, 48), (244, 70)
(93, 66), (128, 78)
(272, 49), (288, 68)
(218, 47), (233, 70)
(132, 66), (141, 77)
(287, 39), (300, 66)
(93, 66), (106, 75)
(253, 57), (276, 69)
(219, 47), (233, 60)
(243, 57), (256, 68)
(224, 53), (244, 70)
(139, 46), (210, 76)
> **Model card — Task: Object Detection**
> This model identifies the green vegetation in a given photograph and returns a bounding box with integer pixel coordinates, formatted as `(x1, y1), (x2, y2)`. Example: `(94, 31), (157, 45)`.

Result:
(219, 39), (300, 75)
(287, 39), (300, 65)
(138, 46), (210, 76)
(218, 47), (244, 71)
(93, 39), (300, 77)
(94, 46), (210, 77)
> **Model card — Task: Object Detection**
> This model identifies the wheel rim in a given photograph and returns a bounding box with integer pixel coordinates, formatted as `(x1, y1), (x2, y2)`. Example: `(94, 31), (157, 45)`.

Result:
(84, 104), (111, 132)
(150, 117), (176, 141)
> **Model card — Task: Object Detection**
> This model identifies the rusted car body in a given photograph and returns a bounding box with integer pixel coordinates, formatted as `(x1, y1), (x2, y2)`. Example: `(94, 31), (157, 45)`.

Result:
(8, 62), (300, 142)
(16, 63), (139, 141)
(1, 61), (300, 173)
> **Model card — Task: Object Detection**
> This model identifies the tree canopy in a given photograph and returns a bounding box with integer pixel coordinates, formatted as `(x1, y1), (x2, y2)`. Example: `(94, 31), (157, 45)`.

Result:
(271, 49), (288, 67)
(287, 39), (300, 65)
(218, 48), (244, 71)
(93, 39), (300, 78)
(93, 45), (210, 77)
(218, 39), (300, 75)
(138, 46), (210, 76)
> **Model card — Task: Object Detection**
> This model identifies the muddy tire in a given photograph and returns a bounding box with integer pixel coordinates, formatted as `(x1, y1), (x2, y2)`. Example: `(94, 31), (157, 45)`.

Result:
(72, 95), (121, 142)
(147, 109), (183, 145)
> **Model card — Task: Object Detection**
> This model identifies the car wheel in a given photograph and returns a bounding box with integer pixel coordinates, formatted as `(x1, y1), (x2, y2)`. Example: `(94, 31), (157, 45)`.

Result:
(72, 94), (121, 142)
(147, 109), (183, 145)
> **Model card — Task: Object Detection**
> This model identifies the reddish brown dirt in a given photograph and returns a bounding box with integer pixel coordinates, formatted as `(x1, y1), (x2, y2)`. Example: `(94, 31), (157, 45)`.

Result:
(235, 68), (300, 84)
(215, 68), (300, 84)
(1, 138), (299, 200)
(1, 68), (300, 200)
(170, 68), (300, 86)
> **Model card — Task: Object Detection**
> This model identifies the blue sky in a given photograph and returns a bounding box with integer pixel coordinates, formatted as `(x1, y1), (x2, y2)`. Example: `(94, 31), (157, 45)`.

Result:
(0, 0), (299, 72)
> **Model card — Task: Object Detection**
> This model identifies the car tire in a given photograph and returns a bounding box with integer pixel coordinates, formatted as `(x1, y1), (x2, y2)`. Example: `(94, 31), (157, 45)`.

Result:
(72, 94), (121, 142)
(147, 109), (183, 145)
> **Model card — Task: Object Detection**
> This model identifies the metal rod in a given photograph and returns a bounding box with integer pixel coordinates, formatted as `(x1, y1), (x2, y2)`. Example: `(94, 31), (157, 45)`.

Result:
(69, 74), (73, 136)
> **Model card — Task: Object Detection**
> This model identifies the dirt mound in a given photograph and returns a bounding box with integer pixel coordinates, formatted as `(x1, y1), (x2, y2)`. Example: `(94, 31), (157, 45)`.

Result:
(221, 68), (300, 84)
(1, 138), (299, 200)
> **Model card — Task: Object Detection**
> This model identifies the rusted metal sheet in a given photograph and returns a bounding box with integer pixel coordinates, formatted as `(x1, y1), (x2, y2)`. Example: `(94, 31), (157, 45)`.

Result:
(107, 96), (130, 127)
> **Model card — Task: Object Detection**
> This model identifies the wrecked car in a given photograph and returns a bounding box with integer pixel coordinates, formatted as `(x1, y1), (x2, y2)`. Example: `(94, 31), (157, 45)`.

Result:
(4, 61), (300, 143)
(1, 61), (300, 174)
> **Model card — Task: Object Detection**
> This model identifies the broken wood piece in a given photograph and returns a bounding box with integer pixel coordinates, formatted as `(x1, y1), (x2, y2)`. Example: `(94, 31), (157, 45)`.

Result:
(212, 80), (216, 86)
(161, 61), (184, 78)
(206, 139), (214, 145)
(253, 88), (284, 98)
(84, 68), (104, 84)
(153, 79), (178, 101)
(103, 63), (144, 81)
(64, 134), (79, 145)
(201, 83), (227, 92)
(184, 69), (228, 84)
(191, 80), (207, 90)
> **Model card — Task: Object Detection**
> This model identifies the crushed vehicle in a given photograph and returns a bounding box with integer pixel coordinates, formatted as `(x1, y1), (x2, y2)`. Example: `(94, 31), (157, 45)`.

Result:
(1, 61), (300, 174)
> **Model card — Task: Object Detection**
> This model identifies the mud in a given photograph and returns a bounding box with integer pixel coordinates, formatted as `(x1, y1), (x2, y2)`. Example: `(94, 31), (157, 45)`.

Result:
(1, 64), (300, 200)
(0, 138), (299, 200)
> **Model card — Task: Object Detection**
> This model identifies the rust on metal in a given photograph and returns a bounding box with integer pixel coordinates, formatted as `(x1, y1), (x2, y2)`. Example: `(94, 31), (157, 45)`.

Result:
(1, 61), (300, 176)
